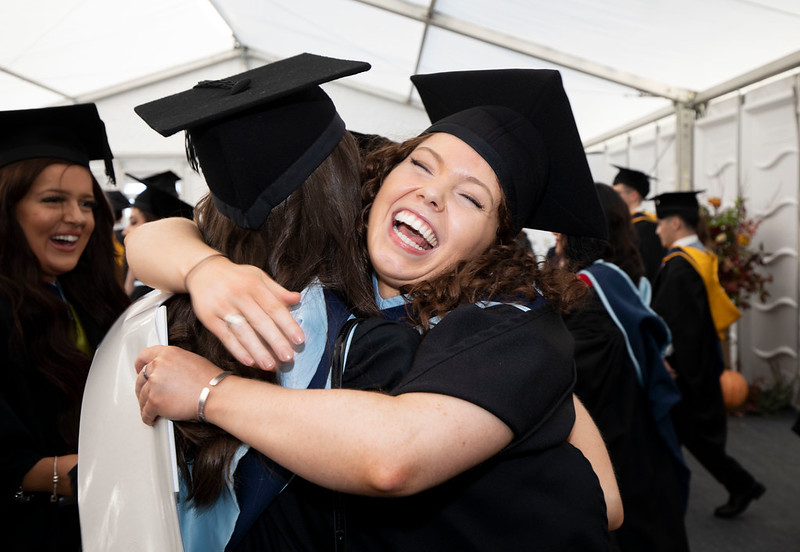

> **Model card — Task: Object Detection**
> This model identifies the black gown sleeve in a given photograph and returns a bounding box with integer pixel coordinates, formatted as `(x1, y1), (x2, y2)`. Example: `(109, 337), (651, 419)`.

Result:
(341, 317), (420, 392)
(652, 257), (718, 404)
(652, 256), (727, 440)
(390, 302), (576, 442)
(0, 300), (46, 495)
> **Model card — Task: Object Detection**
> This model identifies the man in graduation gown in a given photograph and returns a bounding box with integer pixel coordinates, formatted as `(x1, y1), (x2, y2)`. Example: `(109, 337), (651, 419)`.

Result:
(612, 166), (665, 283)
(650, 191), (765, 519)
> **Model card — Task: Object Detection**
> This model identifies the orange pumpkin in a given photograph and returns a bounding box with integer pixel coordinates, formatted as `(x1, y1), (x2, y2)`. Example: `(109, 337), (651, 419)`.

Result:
(720, 369), (749, 410)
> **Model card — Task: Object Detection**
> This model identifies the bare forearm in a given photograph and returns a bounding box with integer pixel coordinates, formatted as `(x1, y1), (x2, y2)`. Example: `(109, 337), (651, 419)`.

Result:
(135, 342), (512, 497)
(125, 218), (302, 369)
(204, 377), (510, 496)
(125, 217), (218, 292)
(569, 395), (623, 530)
(21, 454), (78, 496)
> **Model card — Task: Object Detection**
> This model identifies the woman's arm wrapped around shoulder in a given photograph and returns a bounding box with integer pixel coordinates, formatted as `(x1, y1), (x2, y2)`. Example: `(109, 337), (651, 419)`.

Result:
(135, 343), (513, 497)
(125, 216), (303, 370)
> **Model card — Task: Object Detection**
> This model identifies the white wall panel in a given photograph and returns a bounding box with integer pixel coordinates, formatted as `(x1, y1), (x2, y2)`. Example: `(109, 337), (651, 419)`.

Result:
(738, 77), (799, 398)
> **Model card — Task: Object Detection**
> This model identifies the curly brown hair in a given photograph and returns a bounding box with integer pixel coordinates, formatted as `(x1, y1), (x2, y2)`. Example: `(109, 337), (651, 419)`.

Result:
(359, 135), (589, 331)
(167, 131), (378, 506)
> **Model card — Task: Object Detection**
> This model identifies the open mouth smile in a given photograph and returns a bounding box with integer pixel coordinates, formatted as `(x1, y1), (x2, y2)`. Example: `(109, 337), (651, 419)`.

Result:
(50, 233), (81, 251)
(52, 234), (79, 243)
(393, 210), (439, 252)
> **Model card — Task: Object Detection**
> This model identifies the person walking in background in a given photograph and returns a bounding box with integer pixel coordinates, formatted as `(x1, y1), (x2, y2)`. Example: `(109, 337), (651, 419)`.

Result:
(560, 183), (690, 551)
(651, 191), (765, 519)
(0, 104), (130, 551)
(612, 165), (665, 283)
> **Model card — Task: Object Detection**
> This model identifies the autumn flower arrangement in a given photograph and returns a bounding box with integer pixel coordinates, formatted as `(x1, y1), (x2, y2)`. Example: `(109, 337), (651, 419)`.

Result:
(702, 197), (772, 309)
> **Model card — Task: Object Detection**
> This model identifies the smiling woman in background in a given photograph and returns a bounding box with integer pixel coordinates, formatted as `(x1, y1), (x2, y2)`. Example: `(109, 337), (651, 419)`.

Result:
(0, 104), (129, 551)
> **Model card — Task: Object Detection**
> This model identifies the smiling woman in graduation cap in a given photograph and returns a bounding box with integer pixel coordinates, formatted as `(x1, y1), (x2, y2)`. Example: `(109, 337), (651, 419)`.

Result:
(0, 103), (130, 551)
(131, 65), (622, 551)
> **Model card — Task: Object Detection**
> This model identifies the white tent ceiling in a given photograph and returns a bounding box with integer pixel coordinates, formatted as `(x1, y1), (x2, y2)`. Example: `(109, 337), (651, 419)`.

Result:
(2, 0), (800, 175)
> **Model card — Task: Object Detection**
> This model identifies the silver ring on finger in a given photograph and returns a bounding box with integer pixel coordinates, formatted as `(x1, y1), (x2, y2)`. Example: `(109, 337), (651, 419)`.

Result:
(142, 364), (150, 380)
(224, 313), (247, 328)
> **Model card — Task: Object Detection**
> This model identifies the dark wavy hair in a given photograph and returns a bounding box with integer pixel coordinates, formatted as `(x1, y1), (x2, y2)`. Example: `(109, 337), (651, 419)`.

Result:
(0, 158), (130, 448)
(563, 183), (645, 283)
(359, 135), (589, 331)
(167, 131), (378, 506)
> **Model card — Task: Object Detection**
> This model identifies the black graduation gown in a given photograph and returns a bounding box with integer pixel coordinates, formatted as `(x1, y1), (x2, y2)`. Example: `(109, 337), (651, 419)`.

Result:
(651, 255), (755, 494)
(565, 292), (689, 552)
(652, 256), (725, 439)
(0, 294), (104, 552)
(632, 213), (665, 284)
(237, 301), (610, 552)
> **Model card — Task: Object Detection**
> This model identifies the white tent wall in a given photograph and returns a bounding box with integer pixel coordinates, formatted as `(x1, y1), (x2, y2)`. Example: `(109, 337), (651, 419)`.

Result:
(589, 72), (800, 405)
(738, 74), (800, 404)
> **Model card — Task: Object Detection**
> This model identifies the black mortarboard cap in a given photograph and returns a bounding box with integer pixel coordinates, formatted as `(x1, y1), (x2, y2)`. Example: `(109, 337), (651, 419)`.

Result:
(134, 53), (370, 229)
(411, 69), (606, 239)
(652, 191), (703, 227)
(131, 187), (193, 220)
(104, 190), (131, 218)
(612, 165), (652, 198)
(0, 103), (115, 183)
(128, 171), (193, 220)
(126, 170), (180, 196)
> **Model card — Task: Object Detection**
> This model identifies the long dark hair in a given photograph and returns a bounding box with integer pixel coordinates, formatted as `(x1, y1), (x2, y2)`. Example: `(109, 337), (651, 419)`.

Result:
(359, 136), (589, 331)
(563, 183), (645, 283)
(168, 131), (378, 506)
(0, 158), (130, 448)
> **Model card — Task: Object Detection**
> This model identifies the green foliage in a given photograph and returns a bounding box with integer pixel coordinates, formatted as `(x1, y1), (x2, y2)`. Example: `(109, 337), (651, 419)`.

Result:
(702, 197), (772, 309)
(744, 361), (796, 417)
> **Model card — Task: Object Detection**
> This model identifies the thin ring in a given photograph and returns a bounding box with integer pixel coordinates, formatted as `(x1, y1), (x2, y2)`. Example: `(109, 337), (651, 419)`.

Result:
(142, 364), (149, 381)
(224, 313), (247, 328)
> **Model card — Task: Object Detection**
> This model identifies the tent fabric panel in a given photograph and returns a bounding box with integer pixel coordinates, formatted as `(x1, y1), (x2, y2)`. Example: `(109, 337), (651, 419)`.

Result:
(416, 26), (673, 140)
(434, 0), (800, 90)
(217, 0), (427, 97)
(0, 0), (232, 101)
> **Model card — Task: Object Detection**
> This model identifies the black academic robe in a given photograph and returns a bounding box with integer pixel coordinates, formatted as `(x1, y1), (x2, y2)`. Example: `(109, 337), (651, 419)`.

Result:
(0, 294), (105, 552)
(652, 255), (755, 494)
(652, 256), (726, 440)
(565, 291), (689, 552)
(632, 213), (665, 284)
(237, 301), (610, 552)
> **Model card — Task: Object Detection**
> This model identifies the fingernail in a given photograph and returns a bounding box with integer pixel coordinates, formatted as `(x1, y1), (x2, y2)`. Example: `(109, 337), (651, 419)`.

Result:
(292, 334), (305, 345)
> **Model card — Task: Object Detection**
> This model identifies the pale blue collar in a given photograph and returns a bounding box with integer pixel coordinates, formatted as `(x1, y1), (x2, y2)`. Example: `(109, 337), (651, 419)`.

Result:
(278, 282), (329, 389)
(372, 273), (408, 311)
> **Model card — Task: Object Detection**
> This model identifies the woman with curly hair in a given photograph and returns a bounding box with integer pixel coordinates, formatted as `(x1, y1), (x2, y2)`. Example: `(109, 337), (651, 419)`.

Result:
(131, 67), (621, 550)
(0, 104), (130, 551)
